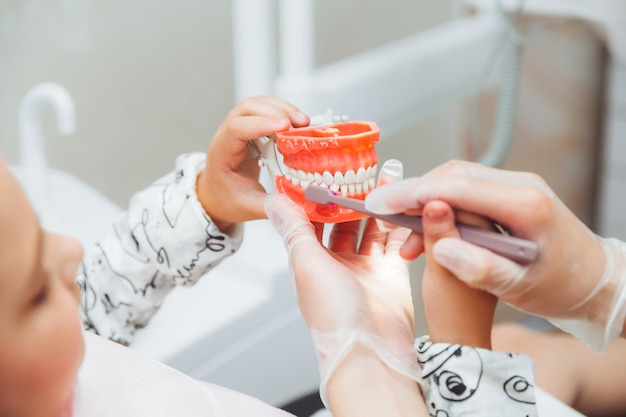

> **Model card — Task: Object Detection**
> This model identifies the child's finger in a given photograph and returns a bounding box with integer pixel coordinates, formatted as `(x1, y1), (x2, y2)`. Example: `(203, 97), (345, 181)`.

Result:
(399, 231), (424, 260)
(423, 200), (461, 253)
(230, 96), (309, 127)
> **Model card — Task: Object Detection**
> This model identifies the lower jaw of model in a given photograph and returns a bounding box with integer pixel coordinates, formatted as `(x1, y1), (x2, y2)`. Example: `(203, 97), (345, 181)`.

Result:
(275, 122), (380, 223)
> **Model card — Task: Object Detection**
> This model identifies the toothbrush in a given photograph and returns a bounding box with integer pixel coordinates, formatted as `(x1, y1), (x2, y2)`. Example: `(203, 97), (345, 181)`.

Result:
(305, 185), (538, 264)
(248, 136), (283, 179)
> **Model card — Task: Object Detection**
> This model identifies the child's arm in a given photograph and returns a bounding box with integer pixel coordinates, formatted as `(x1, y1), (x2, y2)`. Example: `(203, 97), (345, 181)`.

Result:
(418, 199), (538, 416)
(77, 97), (309, 345)
(421, 200), (497, 348)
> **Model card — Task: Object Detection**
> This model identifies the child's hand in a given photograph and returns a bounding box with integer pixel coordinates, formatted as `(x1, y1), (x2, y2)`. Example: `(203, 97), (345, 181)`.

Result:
(421, 200), (497, 349)
(197, 96), (309, 232)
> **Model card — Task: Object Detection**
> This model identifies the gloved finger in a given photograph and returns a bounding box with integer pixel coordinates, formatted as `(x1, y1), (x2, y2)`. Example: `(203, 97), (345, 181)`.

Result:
(267, 194), (357, 335)
(358, 217), (411, 258)
(432, 237), (529, 298)
(358, 218), (387, 256)
(422, 159), (551, 194)
(385, 226), (411, 257)
(313, 221), (324, 244)
(376, 159), (403, 185)
(265, 193), (320, 256)
(374, 159), (404, 232)
(328, 220), (362, 254)
(364, 170), (552, 234)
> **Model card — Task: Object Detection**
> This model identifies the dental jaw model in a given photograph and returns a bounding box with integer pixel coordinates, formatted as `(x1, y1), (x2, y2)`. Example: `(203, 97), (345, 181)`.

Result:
(274, 121), (380, 223)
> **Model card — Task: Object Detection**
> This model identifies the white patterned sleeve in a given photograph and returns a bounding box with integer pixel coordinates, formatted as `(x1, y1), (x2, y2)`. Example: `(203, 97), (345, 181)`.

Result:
(415, 336), (538, 417)
(76, 153), (243, 346)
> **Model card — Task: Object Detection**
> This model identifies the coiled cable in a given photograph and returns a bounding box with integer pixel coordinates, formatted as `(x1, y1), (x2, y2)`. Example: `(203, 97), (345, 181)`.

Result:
(472, 0), (526, 167)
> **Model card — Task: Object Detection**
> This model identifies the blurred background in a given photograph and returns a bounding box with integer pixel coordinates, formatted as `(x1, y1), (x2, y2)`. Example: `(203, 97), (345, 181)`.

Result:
(0, 0), (624, 414)
(0, 0), (455, 205)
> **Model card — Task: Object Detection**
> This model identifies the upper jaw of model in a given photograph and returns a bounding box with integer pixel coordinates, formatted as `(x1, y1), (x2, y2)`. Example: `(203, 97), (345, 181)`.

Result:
(274, 121), (380, 223)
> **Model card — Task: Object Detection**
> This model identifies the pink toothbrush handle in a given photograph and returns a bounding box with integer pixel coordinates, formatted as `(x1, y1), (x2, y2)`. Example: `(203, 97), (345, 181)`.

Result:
(367, 212), (536, 264)
(303, 186), (538, 264)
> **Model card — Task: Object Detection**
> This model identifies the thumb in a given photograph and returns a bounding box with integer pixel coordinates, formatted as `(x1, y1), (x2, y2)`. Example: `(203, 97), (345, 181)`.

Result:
(432, 237), (529, 298)
(265, 193), (331, 327)
(265, 193), (319, 255)
(375, 159), (404, 232)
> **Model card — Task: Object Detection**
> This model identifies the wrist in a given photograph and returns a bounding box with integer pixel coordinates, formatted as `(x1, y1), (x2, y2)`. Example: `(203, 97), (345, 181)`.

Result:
(327, 343), (426, 417)
(196, 170), (236, 234)
(423, 273), (496, 349)
(312, 329), (423, 410)
(550, 237), (626, 352)
(588, 238), (626, 343)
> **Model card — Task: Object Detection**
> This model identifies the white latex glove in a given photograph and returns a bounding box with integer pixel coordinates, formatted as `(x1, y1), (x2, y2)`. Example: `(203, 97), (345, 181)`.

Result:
(374, 159), (404, 232)
(365, 160), (626, 352)
(265, 172), (422, 406)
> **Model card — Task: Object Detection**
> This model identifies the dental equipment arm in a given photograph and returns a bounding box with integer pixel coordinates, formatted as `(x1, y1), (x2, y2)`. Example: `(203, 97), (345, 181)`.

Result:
(365, 160), (626, 352)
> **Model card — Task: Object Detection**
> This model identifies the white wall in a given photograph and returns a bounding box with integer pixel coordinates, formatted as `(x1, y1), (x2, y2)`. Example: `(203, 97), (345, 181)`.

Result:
(0, 0), (456, 206)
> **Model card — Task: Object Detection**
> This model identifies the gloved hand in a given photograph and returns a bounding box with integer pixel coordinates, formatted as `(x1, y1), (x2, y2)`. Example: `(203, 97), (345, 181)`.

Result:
(197, 96), (309, 232)
(365, 160), (626, 352)
(264, 161), (422, 407)
(373, 159), (404, 232)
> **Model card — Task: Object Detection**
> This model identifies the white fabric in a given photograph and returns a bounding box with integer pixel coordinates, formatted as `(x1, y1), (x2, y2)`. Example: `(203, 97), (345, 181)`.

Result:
(73, 331), (293, 417)
(77, 153), (243, 345)
(415, 336), (538, 416)
(310, 387), (583, 417)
